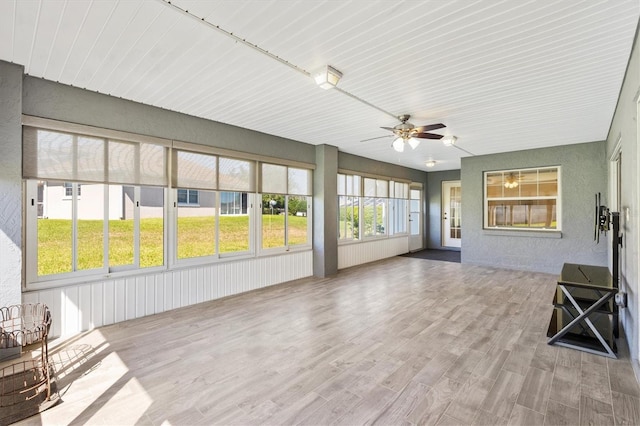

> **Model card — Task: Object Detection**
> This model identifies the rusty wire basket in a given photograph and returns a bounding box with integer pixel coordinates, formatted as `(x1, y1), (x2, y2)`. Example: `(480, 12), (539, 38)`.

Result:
(0, 303), (52, 410)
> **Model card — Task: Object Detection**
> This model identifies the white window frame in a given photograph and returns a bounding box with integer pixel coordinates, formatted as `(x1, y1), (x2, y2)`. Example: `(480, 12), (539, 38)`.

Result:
(483, 166), (562, 231)
(25, 180), (168, 288)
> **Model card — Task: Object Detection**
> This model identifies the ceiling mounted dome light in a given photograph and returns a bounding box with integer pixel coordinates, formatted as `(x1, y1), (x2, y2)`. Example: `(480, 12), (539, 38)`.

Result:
(313, 65), (343, 89)
(425, 160), (436, 168)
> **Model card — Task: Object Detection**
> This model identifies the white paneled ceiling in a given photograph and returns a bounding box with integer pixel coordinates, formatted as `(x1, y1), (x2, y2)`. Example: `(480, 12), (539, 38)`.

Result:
(1, 0), (638, 171)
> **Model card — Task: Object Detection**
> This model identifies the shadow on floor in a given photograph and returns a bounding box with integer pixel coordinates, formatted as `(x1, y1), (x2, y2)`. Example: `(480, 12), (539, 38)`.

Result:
(400, 249), (461, 263)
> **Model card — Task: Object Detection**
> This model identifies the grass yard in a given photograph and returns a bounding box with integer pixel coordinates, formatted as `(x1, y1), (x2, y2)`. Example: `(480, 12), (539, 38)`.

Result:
(37, 214), (308, 276)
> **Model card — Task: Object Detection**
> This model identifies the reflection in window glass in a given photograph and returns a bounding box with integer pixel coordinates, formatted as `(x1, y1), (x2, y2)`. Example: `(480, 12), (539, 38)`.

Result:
(485, 167), (559, 230)
(177, 190), (216, 258)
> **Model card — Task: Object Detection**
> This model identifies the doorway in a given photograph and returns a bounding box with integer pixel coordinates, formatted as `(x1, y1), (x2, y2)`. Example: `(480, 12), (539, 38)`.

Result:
(409, 187), (423, 252)
(442, 180), (461, 248)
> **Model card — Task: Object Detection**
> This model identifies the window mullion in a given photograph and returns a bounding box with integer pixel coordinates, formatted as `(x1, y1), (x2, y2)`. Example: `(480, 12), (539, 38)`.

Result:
(134, 186), (141, 268)
(71, 183), (78, 271)
(284, 195), (289, 249)
(103, 183), (109, 271)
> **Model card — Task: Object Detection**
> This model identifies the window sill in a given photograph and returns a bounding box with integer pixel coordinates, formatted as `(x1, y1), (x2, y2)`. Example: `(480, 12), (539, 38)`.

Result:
(482, 228), (562, 239)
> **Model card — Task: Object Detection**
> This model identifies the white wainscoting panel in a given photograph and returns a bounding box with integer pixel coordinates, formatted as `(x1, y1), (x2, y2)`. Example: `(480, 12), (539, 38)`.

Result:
(23, 251), (313, 339)
(338, 237), (409, 270)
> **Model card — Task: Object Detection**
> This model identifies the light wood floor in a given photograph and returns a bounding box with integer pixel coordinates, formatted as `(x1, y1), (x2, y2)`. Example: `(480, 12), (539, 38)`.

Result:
(14, 257), (640, 425)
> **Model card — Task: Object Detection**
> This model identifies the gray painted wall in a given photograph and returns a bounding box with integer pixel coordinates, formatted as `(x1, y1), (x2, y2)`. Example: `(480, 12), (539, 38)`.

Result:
(314, 145), (338, 277)
(0, 62), (23, 360)
(338, 152), (427, 184)
(427, 169), (461, 250)
(22, 77), (316, 165)
(606, 26), (639, 372)
(0, 62), (23, 308)
(461, 141), (608, 274)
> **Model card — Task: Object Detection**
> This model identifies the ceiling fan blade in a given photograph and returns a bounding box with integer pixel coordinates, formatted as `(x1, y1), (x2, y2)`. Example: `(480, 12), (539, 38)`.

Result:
(414, 132), (444, 139)
(414, 123), (446, 133)
(380, 127), (396, 132)
(360, 135), (392, 142)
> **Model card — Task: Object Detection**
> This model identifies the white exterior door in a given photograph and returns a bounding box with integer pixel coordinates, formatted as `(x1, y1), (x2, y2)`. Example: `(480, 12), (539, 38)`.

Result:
(442, 180), (461, 248)
(409, 187), (423, 252)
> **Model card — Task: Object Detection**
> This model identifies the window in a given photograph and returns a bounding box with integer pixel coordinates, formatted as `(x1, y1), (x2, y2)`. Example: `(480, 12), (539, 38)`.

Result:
(338, 174), (408, 241)
(389, 181), (409, 235)
(177, 189), (199, 205)
(363, 178), (387, 237)
(260, 164), (312, 250)
(63, 182), (81, 197)
(338, 173), (361, 241)
(484, 166), (560, 230)
(23, 121), (313, 287)
(173, 150), (256, 260)
(24, 126), (169, 281)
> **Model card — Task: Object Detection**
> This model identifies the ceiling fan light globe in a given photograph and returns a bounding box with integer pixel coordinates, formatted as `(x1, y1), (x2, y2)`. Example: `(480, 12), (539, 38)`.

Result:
(392, 138), (405, 152)
(408, 138), (420, 149)
(442, 136), (457, 146)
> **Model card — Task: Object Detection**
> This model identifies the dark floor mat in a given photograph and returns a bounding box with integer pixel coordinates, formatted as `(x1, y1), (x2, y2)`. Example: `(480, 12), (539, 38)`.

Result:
(400, 249), (461, 263)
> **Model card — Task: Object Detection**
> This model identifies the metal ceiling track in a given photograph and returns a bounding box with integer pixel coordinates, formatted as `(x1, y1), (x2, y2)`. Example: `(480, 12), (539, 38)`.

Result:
(157, 0), (398, 121)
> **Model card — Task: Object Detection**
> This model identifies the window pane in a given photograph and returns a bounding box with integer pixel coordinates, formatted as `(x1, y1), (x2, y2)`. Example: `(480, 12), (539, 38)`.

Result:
(188, 190), (199, 204)
(338, 195), (357, 240)
(519, 170), (538, 197)
(37, 181), (72, 275)
(177, 190), (216, 259)
(35, 131), (74, 181)
(139, 144), (166, 186)
(140, 186), (164, 268)
(486, 172), (503, 198)
(219, 157), (253, 191)
(77, 136), (105, 182)
(337, 174), (346, 196)
(353, 175), (361, 196)
(363, 197), (375, 237)
(364, 178), (376, 196)
(376, 180), (388, 198)
(262, 164), (287, 194)
(288, 195), (308, 246)
(288, 168), (311, 195)
(375, 198), (387, 235)
(109, 185), (134, 267)
(109, 141), (137, 184)
(77, 183), (104, 271)
(262, 194), (285, 248)
(219, 192), (250, 253)
(487, 199), (557, 229)
(539, 168), (558, 196)
(175, 151), (217, 190)
(392, 199), (407, 234)
(177, 189), (187, 204)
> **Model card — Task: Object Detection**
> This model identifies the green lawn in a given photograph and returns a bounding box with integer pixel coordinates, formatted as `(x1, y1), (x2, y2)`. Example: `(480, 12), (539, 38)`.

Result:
(37, 215), (308, 276)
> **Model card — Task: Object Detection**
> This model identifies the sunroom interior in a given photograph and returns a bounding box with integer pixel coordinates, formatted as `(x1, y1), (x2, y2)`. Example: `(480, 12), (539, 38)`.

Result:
(1, 1), (640, 424)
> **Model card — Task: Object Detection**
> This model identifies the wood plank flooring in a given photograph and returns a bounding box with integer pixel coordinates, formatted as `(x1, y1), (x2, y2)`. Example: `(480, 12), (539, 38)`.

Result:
(11, 257), (640, 425)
